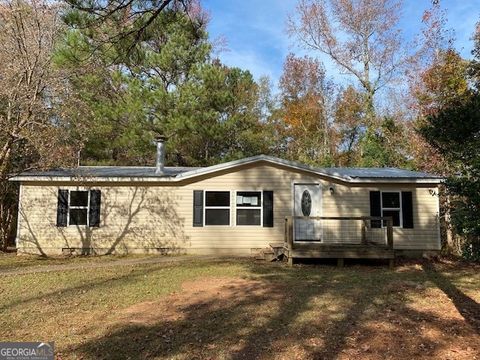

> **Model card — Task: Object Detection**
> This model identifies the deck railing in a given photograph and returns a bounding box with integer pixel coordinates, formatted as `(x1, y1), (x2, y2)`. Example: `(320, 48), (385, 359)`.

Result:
(284, 216), (394, 252)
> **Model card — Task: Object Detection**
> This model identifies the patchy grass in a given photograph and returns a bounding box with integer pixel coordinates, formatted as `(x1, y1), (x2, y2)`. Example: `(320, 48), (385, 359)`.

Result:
(0, 252), (156, 272)
(0, 258), (479, 359)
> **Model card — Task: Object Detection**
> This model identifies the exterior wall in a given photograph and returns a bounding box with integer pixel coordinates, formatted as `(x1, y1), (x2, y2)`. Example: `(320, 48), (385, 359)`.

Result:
(16, 163), (441, 255)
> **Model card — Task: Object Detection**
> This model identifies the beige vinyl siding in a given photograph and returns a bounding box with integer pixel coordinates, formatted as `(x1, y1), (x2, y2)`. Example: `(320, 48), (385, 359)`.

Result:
(322, 184), (440, 249)
(16, 163), (441, 255)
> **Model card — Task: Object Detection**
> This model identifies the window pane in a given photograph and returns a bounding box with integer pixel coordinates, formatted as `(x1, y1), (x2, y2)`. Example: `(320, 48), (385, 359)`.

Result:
(69, 209), (88, 225)
(205, 191), (230, 207)
(205, 209), (230, 225)
(383, 210), (400, 227)
(236, 192), (261, 207)
(382, 192), (400, 208)
(237, 209), (261, 225)
(70, 191), (89, 207)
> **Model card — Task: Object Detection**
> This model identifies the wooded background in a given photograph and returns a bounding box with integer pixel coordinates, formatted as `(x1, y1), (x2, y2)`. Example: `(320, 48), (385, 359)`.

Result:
(1, 0), (479, 260)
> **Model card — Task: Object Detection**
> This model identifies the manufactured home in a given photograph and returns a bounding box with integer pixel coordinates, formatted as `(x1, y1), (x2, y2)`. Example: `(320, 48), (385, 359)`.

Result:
(10, 139), (442, 261)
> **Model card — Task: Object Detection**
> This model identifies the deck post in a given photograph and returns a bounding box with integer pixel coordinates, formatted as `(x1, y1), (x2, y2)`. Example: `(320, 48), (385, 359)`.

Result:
(287, 217), (294, 252)
(337, 258), (344, 267)
(386, 218), (394, 249)
(286, 217), (294, 266)
(389, 258), (395, 269)
(288, 256), (294, 267)
(361, 219), (367, 244)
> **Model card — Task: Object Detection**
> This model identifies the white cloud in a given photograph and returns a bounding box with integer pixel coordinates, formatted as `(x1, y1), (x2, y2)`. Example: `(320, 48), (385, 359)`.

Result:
(220, 48), (279, 80)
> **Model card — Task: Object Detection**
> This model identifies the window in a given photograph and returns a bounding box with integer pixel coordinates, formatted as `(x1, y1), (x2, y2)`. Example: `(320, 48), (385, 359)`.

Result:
(236, 191), (262, 226)
(204, 191), (230, 225)
(381, 192), (401, 227)
(57, 189), (101, 228)
(69, 191), (89, 226)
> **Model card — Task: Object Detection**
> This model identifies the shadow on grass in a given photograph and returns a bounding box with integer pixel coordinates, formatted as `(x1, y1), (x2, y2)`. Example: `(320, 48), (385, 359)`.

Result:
(67, 260), (478, 359)
(422, 260), (480, 334)
(0, 259), (232, 313)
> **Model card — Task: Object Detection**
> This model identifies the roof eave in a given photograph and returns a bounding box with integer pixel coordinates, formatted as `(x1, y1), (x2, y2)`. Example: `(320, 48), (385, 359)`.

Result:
(346, 178), (443, 184)
(9, 176), (443, 185)
(8, 176), (177, 182)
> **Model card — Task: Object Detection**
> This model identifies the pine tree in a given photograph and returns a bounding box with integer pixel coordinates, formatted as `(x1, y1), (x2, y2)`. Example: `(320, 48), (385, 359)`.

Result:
(57, 5), (269, 166)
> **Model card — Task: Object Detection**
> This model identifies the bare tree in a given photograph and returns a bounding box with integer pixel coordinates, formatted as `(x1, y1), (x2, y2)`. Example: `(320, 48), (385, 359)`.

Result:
(0, 0), (77, 250)
(287, 0), (405, 124)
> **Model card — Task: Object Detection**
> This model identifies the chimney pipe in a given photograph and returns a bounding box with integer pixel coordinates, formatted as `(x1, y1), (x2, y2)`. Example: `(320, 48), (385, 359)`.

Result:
(155, 136), (166, 175)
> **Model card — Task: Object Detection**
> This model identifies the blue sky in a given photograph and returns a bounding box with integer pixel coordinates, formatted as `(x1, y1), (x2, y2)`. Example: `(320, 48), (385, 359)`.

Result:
(202, 0), (479, 90)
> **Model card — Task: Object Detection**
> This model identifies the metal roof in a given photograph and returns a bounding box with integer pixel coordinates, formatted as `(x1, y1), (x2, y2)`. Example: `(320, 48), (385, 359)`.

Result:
(320, 167), (440, 179)
(10, 155), (443, 183)
(16, 166), (199, 178)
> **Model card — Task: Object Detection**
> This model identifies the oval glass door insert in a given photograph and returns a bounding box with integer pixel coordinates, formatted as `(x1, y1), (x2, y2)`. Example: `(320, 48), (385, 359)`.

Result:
(301, 190), (312, 216)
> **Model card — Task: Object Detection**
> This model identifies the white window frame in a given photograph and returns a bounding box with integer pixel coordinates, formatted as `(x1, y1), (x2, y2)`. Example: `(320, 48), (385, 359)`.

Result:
(380, 191), (402, 228)
(204, 190), (231, 226)
(235, 190), (263, 227)
(68, 190), (90, 227)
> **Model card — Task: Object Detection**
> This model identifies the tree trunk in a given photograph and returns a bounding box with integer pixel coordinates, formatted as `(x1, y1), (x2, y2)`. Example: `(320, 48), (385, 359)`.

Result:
(0, 184), (18, 252)
(442, 193), (461, 255)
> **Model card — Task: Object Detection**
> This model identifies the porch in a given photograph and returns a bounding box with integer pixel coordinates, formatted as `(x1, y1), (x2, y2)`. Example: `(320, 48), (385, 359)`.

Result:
(282, 216), (395, 267)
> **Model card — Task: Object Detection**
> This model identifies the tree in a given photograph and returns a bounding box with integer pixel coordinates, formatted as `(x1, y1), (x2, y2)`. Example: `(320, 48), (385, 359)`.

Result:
(287, 0), (404, 126)
(57, 4), (212, 165)
(413, 49), (470, 117)
(361, 116), (412, 168)
(333, 86), (365, 166)
(276, 54), (333, 166)
(408, 49), (470, 174)
(470, 21), (480, 83)
(0, 0), (78, 250)
(63, 0), (197, 59)
(58, 3), (270, 167)
(418, 95), (480, 261)
(165, 64), (271, 166)
(418, 24), (480, 261)
(287, 1), (453, 166)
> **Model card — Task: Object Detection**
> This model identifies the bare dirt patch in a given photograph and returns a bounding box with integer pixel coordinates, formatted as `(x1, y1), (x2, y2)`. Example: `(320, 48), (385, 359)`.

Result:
(104, 273), (480, 360)
(118, 277), (280, 326)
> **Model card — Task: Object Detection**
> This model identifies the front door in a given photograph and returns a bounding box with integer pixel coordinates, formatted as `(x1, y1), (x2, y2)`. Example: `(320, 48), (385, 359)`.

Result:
(294, 183), (322, 241)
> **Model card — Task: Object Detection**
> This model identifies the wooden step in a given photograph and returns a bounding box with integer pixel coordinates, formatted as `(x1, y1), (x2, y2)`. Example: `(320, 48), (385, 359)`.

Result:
(269, 242), (285, 248)
(253, 248), (276, 261)
(255, 246), (287, 262)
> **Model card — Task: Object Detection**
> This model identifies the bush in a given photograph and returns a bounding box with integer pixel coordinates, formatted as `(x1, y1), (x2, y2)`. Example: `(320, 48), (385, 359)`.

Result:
(461, 238), (480, 262)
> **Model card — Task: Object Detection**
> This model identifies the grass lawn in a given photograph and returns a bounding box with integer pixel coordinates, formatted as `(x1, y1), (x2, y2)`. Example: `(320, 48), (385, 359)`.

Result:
(0, 257), (479, 359)
(0, 252), (156, 272)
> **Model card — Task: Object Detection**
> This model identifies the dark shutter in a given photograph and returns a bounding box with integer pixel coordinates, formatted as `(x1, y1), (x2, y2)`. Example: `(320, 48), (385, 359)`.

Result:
(263, 191), (274, 227)
(370, 191), (381, 228)
(193, 190), (204, 227)
(57, 189), (69, 227)
(401, 191), (414, 228)
(89, 190), (101, 227)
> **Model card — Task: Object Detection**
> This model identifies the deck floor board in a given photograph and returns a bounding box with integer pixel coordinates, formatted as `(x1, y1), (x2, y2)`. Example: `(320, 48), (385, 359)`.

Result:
(282, 243), (395, 260)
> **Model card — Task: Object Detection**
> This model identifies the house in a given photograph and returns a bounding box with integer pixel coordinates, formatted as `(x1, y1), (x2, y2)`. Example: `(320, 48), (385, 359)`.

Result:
(10, 138), (442, 258)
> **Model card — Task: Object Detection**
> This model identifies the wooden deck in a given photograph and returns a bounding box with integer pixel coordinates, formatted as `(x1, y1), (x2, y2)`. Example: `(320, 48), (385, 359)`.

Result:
(284, 243), (394, 259)
(283, 216), (395, 267)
